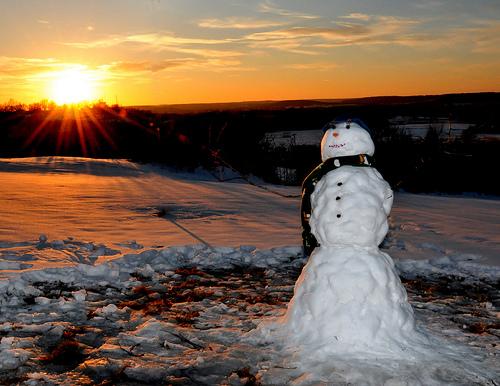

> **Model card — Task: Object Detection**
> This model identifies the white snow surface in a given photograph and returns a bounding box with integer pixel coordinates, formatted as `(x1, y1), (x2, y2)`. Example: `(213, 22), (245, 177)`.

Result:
(0, 157), (498, 385)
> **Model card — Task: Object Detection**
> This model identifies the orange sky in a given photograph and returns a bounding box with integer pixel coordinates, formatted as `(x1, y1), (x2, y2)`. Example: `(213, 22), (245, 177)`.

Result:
(1, 0), (499, 105)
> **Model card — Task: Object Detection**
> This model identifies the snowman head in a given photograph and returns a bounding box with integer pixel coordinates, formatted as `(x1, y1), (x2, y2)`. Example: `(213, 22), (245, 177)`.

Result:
(320, 119), (375, 162)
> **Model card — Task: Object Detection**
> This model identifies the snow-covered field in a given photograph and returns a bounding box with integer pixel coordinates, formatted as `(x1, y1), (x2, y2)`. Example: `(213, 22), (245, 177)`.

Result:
(0, 157), (498, 385)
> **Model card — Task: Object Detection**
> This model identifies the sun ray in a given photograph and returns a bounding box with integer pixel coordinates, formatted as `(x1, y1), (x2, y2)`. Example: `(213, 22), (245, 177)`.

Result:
(55, 108), (72, 154)
(100, 104), (157, 135)
(81, 107), (117, 150)
(74, 108), (88, 156)
(23, 109), (59, 149)
(78, 108), (100, 155)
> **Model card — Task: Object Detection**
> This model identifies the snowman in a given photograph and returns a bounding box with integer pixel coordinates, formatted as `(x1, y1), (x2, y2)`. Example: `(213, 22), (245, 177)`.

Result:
(285, 119), (419, 356)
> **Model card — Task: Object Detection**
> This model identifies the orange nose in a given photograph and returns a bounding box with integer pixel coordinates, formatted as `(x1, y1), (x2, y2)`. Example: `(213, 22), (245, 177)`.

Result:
(332, 132), (339, 137)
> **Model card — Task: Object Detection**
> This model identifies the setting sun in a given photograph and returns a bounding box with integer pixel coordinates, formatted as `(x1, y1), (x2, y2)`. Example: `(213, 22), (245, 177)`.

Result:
(50, 68), (96, 105)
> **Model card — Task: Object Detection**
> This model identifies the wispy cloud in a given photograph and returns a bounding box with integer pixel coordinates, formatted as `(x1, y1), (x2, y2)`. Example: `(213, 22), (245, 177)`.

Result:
(248, 39), (319, 55)
(243, 23), (371, 55)
(339, 13), (372, 21)
(286, 62), (338, 70)
(64, 32), (242, 58)
(60, 14), (427, 59)
(198, 17), (287, 29)
(243, 15), (426, 54)
(246, 25), (372, 41)
(452, 19), (500, 53)
(258, 1), (319, 20)
(103, 57), (246, 76)
(169, 47), (243, 58)
(124, 32), (233, 46)
(65, 32), (233, 49)
(379, 18), (500, 53)
(0, 57), (63, 78)
(104, 59), (199, 74)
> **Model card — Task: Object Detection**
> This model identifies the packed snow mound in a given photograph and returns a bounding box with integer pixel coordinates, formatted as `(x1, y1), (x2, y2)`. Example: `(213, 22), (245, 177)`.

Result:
(310, 166), (393, 247)
(283, 246), (419, 356)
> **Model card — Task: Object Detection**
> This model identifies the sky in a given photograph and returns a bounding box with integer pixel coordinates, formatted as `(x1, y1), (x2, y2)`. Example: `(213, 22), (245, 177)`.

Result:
(1, 0), (499, 105)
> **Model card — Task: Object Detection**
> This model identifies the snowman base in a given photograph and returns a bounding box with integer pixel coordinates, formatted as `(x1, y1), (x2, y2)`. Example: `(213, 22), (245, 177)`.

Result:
(281, 245), (424, 357)
(248, 246), (497, 385)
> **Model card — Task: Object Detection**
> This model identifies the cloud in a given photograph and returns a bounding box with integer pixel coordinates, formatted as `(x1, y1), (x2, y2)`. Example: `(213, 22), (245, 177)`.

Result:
(248, 39), (319, 55)
(286, 62), (338, 70)
(453, 19), (500, 54)
(383, 18), (500, 53)
(65, 32), (233, 49)
(246, 25), (371, 41)
(124, 32), (232, 46)
(339, 13), (372, 21)
(166, 47), (243, 58)
(258, 1), (319, 20)
(104, 59), (199, 74)
(244, 24), (370, 54)
(0, 57), (63, 78)
(101, 57), (249, 78)
(60, 14), (423, 59)
(53, 13), (500, 63)
(63, 32), (243, 58)
(198, 17), (287, 29)
(242, 15), (427, 53)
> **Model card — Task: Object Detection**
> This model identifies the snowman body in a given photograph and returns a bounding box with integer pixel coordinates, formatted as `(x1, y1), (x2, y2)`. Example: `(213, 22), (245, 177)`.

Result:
(284, 121), (418, 355)
(310, 165), (392, 248)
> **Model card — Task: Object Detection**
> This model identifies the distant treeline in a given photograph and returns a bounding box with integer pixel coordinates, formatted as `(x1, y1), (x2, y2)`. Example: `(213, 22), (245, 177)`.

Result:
(1, 93), (499, 194)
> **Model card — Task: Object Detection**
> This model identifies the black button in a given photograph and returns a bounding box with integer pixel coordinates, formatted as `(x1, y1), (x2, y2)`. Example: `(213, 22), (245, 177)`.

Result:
(336, 196), (341, 200)
(337, 214), (341, 218)
(337, 182), (343, 186)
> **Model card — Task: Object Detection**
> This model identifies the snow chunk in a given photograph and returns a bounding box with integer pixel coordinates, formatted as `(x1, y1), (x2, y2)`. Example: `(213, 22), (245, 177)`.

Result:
(0, 337), (31, 371)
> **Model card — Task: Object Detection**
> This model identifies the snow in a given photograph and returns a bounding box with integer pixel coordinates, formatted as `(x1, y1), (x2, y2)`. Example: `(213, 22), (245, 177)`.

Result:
(0, 157), (498, 384)
(0, 157), (301, 259)
(320, 121), (374, 161)
(310, 166), (393, 247)
(388, 193), (500, 266)
(0, 241), (497, 384)
(279, 246), (419, 354)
